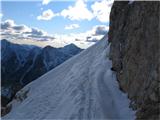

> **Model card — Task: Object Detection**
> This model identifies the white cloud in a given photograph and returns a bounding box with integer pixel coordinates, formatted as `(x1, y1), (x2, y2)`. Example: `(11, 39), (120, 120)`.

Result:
(39, 0), (113, 22)
(91, 0), (113, 23)
(65, 24), (80, 30)
(1, 19), (54, 40)
(24, 27), (47, 37)
(2, 19), (15, 28)
(73, 25), (109, 38)
(40, 7), (44, 10)
(42, 0), (51, 5)
(61, 0), (94, 21)
(59, 0), (113, 22)
(53, 25), (109, 48)
(0, 13), (3, 18)
(37, 9), (58, 21)
(1, 19), (31, 33)
(92, 25), (109, 35)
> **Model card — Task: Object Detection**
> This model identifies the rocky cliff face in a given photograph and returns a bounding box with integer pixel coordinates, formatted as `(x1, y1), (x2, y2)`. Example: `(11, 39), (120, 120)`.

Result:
(108, 1), (159, 119)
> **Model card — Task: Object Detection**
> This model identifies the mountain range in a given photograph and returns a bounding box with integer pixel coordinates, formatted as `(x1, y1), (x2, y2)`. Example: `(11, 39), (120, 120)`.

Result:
(1, 39), (82, 108)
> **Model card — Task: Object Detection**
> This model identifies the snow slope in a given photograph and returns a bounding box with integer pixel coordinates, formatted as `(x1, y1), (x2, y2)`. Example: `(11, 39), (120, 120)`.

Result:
(3, 37), (135, 119)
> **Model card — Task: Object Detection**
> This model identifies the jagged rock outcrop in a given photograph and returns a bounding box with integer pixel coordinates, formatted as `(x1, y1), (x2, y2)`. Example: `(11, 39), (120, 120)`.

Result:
(109, 1), (159, 119)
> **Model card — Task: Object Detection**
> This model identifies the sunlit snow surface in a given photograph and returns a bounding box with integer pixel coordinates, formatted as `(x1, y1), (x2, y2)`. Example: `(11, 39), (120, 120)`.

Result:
(3, 36), (135, 119)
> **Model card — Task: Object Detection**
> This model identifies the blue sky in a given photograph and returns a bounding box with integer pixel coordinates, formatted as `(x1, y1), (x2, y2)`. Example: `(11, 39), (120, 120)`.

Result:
(1, 0), (112, 34)
(0, 0), (113, 48)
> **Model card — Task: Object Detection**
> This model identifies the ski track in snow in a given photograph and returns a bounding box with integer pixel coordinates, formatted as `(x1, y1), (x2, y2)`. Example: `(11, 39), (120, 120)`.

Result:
(3, 38), (135, 119)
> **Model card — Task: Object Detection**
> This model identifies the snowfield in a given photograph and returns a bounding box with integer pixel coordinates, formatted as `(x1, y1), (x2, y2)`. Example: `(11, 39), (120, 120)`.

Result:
(3, 36), (135, 119)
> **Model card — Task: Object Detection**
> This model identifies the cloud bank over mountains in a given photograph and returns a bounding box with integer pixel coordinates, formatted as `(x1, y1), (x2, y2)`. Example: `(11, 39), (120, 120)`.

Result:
(1, 19), (108, 48)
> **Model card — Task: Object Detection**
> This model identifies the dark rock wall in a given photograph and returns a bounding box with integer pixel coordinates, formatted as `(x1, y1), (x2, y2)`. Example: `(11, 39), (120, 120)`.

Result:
(108, 1), (159, 119)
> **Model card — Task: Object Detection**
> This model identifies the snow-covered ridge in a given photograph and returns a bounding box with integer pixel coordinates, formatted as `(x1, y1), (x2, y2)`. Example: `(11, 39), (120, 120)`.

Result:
(4, 37), (135, 119)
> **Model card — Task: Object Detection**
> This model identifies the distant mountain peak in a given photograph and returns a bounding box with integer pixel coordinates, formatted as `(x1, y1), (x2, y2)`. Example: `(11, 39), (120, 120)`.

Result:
(1, 40), (82, 111)
(63, 43), (79, 48)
